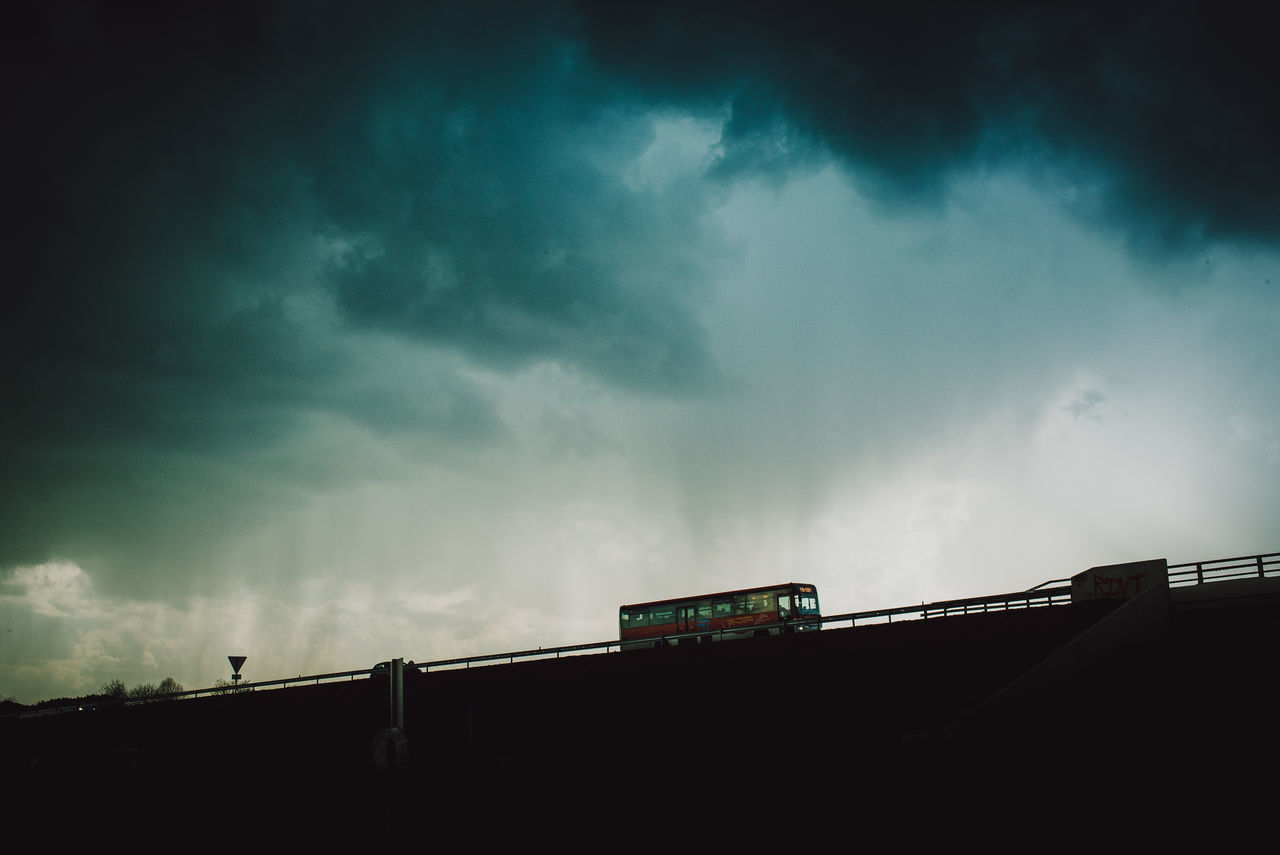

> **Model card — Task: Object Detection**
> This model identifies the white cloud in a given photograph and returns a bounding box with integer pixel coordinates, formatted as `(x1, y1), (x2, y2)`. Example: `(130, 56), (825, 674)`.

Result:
(1, 561), (103, 619)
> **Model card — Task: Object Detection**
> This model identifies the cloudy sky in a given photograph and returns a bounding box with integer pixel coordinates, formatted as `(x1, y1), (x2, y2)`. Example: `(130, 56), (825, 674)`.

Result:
(4, 1), (1278, 702)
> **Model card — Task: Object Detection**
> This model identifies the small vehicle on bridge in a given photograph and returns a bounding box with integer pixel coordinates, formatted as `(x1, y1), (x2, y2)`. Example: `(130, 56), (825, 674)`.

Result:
(619, 582), (820, 650)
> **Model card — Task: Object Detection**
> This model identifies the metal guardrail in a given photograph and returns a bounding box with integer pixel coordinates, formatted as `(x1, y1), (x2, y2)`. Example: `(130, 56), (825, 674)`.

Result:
(10, 551), (1275, 718)
(1167, 552), (1278, 587)
(146, 640), (629, 701)
(818, 584), (1073, 628)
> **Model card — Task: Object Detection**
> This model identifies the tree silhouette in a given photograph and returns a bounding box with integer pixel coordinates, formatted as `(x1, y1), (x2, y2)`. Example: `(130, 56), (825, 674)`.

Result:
(156, 677), (184, 696)
(97, 677), (184, 704)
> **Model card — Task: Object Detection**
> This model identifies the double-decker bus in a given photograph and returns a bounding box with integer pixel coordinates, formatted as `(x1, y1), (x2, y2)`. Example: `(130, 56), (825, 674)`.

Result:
(619, 583), (820, 650)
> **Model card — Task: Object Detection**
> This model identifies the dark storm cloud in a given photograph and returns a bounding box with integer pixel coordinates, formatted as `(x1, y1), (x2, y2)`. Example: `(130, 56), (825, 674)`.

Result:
(578, 0), (1280, 246)
(5, 0), (1279, 585)
(2, 1), (721, 579)
(6, 1), (719, 398)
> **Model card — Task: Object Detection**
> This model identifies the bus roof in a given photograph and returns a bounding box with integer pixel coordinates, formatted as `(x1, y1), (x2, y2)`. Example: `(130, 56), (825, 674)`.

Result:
(619, 582), (817, 611)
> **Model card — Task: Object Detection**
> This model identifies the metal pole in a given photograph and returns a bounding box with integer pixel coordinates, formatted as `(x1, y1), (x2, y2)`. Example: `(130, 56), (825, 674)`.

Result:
(391, 657), (404, 731)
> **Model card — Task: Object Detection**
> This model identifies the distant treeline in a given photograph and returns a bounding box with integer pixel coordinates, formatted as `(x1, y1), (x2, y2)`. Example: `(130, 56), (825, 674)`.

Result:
(3, 677), (187, 713)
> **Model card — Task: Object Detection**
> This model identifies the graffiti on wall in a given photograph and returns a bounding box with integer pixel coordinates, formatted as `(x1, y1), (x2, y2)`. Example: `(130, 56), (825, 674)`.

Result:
(1091, 571), (1150, 598)
(1070, 559), (1169, 602)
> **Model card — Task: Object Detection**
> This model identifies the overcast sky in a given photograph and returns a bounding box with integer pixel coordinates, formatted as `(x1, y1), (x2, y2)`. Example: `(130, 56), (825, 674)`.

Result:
(4, 1), (1278, 702)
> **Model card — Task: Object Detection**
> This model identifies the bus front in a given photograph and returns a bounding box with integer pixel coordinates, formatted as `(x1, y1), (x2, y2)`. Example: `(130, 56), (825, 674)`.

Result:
(782, 584), (821, 631)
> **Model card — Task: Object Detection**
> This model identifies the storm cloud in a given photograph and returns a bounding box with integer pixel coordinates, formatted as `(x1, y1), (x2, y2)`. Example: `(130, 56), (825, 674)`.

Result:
(580, 1), (1280, 247)
(5, 2), (725, 585)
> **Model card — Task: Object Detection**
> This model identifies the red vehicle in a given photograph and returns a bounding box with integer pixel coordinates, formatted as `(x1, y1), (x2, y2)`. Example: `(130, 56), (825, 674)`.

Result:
(619, 583), (820, 649)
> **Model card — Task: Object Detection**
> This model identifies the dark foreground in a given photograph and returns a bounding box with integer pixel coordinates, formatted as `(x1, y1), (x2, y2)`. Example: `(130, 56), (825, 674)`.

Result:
(4, 594), (1277, 832)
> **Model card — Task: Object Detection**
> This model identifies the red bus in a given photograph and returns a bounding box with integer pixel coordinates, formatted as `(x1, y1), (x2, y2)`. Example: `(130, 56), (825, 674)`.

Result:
(619, 583), (820, 649)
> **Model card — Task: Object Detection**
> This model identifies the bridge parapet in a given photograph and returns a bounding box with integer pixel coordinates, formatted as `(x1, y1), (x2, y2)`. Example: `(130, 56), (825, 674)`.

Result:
(1070, 558), (1169, 602)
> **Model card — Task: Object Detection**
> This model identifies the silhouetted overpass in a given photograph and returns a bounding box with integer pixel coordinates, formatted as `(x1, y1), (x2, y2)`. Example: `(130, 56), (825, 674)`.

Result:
(4, 552), (1277, 819)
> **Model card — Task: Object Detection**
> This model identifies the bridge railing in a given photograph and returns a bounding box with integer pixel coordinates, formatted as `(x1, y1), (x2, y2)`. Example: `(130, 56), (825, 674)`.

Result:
(1167, 552), (1278, 587)
(817, 584), (1074, 629)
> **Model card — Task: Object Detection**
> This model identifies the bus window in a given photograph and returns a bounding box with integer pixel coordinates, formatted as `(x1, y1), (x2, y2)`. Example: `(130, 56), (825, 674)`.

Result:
(778, 594), (793, 620)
